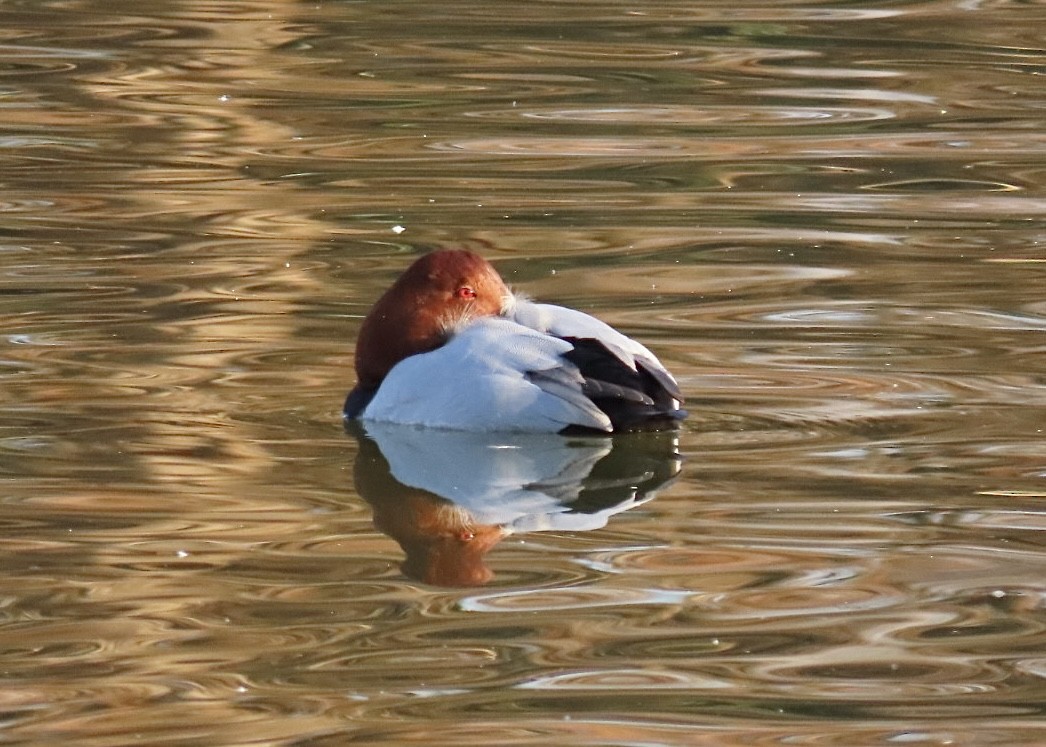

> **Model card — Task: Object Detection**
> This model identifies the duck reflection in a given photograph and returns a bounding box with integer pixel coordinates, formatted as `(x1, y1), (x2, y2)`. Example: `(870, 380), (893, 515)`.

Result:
(349, 421), (682, 587)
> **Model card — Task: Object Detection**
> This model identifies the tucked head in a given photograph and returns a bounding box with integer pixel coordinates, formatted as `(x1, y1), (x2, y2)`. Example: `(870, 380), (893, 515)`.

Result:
(354, 250), (511, 388)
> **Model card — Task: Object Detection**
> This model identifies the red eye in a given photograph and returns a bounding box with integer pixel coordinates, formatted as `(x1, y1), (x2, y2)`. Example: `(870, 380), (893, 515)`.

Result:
(454, 286), (477, 300)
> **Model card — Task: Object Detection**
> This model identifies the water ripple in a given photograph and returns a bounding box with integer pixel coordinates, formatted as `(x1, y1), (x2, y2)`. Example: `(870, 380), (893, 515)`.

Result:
(2, 1), (1046, 744)
(467, 104), (896, 126)
(460, 585), (690, 614)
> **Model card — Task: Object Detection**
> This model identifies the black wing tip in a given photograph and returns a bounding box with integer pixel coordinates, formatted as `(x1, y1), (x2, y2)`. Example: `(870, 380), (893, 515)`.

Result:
(559, 406), (687, 436)
(610, 407), (687, 433)
(637, 357), (684, 404)
(559, 336), (687, 433)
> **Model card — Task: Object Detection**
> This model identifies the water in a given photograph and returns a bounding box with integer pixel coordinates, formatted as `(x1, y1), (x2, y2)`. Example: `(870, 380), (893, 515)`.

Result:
(1, 1), (1045, 744)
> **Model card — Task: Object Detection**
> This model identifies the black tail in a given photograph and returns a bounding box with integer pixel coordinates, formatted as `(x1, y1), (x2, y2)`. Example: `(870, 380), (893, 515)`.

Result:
(561, 337), (686, 433)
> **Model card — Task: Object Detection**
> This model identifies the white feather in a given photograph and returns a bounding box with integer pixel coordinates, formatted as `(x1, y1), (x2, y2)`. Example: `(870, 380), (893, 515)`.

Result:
(361, 316), (613, 432)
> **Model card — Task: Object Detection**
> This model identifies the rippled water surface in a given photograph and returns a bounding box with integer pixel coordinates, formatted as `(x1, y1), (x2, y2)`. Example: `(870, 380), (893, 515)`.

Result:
(2, 1), (1045, 744)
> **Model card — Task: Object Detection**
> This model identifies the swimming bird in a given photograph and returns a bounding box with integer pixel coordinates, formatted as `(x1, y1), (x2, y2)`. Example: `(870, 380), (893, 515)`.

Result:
(344, 250), (685, 433)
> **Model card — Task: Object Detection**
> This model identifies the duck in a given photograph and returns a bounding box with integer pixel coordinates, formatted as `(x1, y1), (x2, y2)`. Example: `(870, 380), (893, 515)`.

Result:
(344, 249), (686, 433)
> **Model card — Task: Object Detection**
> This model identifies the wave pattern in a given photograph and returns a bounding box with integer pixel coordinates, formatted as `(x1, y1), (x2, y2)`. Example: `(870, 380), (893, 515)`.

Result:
(1, 0), (1045, 744)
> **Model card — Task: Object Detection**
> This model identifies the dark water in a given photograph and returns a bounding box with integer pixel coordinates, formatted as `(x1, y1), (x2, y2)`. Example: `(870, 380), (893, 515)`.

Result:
(2, 1), (1045, 744)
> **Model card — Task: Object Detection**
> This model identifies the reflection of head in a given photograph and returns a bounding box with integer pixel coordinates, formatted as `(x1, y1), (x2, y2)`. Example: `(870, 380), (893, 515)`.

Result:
(352, 423), (507, 587)
(389, 499), (505, 587)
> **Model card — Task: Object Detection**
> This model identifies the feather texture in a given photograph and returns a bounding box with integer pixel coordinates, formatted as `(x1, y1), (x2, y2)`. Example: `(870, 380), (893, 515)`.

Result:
(345, 250), (686, 433)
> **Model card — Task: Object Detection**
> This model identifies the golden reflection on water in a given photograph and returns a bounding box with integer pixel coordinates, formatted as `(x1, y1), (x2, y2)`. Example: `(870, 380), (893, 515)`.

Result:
(1, 0), (1045, 744)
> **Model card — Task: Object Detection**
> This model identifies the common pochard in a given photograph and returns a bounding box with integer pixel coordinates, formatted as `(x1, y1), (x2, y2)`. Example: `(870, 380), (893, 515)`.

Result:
(344, 250), (686, 433)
